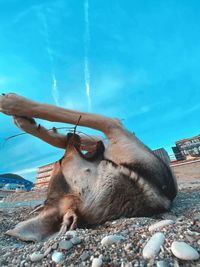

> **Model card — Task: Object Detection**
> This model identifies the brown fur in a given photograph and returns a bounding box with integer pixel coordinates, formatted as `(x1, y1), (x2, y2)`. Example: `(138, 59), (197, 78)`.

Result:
(0, 93), (178, 241)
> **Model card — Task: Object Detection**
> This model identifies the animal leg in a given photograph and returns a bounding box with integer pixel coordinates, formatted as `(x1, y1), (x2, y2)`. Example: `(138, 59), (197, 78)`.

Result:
(13, 115), (67, 149)
(55, 194), (80, 237)
(6, 207), (61, 242)
(57, 210), (78, 237)
(0, 93), (122, 139)
(13, 115), (103, 151)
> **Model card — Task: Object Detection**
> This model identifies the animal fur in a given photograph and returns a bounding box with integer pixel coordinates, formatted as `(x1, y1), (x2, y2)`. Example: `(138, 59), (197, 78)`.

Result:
(0, 93), (177, 242)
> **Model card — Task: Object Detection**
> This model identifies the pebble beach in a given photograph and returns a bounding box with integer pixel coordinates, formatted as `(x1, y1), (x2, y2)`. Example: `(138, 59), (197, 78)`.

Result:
(0, 182), (199, 267)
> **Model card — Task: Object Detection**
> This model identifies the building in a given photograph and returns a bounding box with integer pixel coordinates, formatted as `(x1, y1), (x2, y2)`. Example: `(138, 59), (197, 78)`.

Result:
(0, 173), (33, 191)
(35, 163), (54, 189)
(172, 134), (200, 161)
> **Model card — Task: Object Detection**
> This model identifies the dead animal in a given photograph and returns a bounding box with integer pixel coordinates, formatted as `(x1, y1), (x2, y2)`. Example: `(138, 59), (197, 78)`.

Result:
(0, 93), (177, 242)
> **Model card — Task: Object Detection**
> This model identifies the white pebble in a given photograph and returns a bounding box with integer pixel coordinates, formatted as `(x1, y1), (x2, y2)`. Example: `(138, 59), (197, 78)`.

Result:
(142, 232), (165, 259)
(171, 241), (199, 260)
(156, 260), (169, 267)
(52, 251), (64, 263)
(91, 257), (103, 267)
(44, 246), (52, 256)
(71, 236), (82, 245)
(29, 252), (44, 262)
(148, 220), (174, 231)
(101, 234), (124, 246)
(66, 230), (77, 237)
(59, 240), (73, 250)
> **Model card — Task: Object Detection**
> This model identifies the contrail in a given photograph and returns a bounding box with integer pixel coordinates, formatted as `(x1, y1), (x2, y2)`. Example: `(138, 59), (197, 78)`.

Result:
(84, 0), (92, 111)
(37, 7), (60, 106)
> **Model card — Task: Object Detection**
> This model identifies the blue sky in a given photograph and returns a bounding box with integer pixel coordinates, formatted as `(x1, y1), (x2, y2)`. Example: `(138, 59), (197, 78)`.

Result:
(0, 0), (200, 182)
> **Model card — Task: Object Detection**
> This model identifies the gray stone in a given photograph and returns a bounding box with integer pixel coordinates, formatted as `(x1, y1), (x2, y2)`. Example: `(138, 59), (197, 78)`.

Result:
(71, 236), (82, 245)
(59, 240), (73, 250)
(66, 230), (77, 238)
(52, 251), (64, 263)
(80, 251), (90, 261)
(44, 246), (52, 256)
(29, 252), (44, 262)
(101, 234), (124, 246)
(142, 232), (165, 259)
(156, 260), (169, 267)
(52, 243), (58, 249)
(148, 220), (174, 231)
(20, 260), (26, 267)
(91, 257), (103, 267)
(171, 241), (199, 260)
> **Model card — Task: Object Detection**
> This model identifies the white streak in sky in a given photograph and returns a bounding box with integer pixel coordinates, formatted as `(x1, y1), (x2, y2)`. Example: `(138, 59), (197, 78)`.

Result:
(84, 0), (92, 111)
(38, 8), (60, 106)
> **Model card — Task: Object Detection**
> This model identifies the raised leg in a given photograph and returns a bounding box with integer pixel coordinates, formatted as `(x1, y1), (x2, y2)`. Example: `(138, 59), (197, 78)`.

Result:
(13, 115), (103, 151)
(0, 93), (122, 139)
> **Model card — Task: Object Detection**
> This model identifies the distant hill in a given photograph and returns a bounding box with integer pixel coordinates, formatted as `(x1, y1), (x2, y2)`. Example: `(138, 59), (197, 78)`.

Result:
(0, 173), (27, 181)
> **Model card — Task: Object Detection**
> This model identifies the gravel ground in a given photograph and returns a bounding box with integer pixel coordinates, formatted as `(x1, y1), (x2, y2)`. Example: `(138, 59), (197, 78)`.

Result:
(0, 182), (199, 267)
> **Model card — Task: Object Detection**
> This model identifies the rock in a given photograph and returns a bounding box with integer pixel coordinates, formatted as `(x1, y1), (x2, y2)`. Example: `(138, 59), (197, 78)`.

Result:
(4, 252), (12, 258)
(91, 257), (103, 267)
(101, 234), (124, 246)
(52, 243), (58, 249)
(121, 262), (132, 267)
(156, 260), (169, 267)
(194, 214), (200, 221)
(80, 251), (90, 261)
(121, 229), (129, 235)
(148, 220), (174, 231)
(187, 229), (199, 236)
(59, 240), (73, 250)
(171, 241), (199, 260)
(71, 236), (82, 245)
(20, 260), (26, 267)
(52, 251), (64, 263)
(44, 246), (52, 256)
(29, 252), (44, 262)
(124, 243), (133, 251)
(142, 232), (165, 259)
(66, 230), (77, 238)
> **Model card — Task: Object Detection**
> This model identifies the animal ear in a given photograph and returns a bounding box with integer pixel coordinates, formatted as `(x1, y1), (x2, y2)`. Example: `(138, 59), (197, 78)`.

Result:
(6, 208), (61, 242)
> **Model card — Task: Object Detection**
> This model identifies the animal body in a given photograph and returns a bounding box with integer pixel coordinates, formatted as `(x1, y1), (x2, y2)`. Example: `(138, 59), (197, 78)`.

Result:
(0, 93), (177, 242)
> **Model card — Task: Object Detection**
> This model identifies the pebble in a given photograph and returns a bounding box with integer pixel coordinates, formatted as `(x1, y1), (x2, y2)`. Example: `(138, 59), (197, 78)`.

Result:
(71, 236), (82, 245)
(148, 220), (174, 231)
(156, 260), (169, 267)
(51, 251), (64, 263)
(91, 257), (103, 267)
(142, 232), (165, 259)
(124, 243), (133, 251)
(52, 243), (58, 249)
(20, 260), (26, 267)
(66, 230), (77, 238)
(187, 230), (199, 236)
(29, 252), (44, 262)
(80, 251), (90, 261)
(121, 263), (133, 267)
(59, 240), (73, 250)
(194, 214), (200, 221)
(101, 234), (124, 246)
(4, 252), (12, 258)
(44, 246), (52, 256)
(171, 241), (199, 260)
